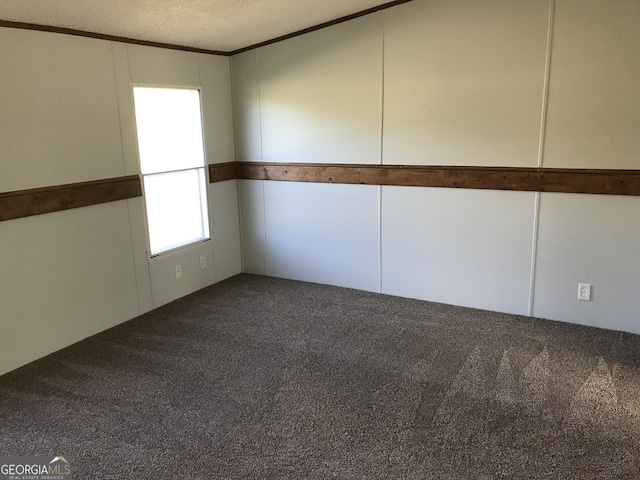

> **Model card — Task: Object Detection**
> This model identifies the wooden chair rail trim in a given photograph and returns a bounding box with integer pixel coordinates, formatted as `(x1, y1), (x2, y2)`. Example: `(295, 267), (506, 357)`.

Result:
(0, 175), (142, 222)
(210, 162), (640, 196)
(3, 161), (637, 223)
(1, 1), (414, 57)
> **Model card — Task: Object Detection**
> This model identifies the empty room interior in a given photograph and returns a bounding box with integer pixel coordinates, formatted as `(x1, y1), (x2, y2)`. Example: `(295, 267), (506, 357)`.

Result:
(1, 0), (640, 478)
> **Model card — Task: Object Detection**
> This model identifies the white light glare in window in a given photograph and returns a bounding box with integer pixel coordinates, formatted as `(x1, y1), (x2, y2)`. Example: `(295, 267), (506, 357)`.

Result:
(133, 87), (210, 256)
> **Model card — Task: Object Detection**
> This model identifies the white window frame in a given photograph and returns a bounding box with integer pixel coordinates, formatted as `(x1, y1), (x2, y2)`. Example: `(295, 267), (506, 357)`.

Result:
(131, 84), (211, 259)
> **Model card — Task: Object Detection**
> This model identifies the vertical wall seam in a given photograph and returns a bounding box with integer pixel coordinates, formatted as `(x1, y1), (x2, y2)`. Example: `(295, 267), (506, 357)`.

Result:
(111, 43), (129, 176)
(255, 50), (269, 275)
(537, 0), (556, 169)
(228, 56), (246, 274)
(379, 12), (385, 169)
(111, 41), (142, 315)
(196, 52), (203, 85)
(378, 185), (383, 294)
(529, 0), (556, 317)
(378, 12), (385, 294)
(228, 55), (240, 164)
(234, 178), (244, 274)
(528, 192), (541, 317)
(199, 54), (221, 284)
(126, 44), (155, 309)
(196, 54), (217, 282)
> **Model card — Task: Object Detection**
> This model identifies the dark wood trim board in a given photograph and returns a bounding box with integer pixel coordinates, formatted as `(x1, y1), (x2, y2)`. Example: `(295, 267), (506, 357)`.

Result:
(209, 163), (239, 183)
(0, 1), (413, 56)
(210, 162), (640, 196)
(3, 161), (637, 223)
(229, 0), (414, 55)
(0, 176), (142, 222)
(0, 20), (228, 56)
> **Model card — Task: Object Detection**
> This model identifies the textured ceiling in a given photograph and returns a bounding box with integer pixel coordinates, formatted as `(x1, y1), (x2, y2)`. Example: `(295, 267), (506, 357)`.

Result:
(0, 0), (395, 52)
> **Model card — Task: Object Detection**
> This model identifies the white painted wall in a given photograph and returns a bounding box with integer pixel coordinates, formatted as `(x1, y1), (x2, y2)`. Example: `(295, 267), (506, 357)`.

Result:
(0, 30), (124, 192)
(543, 0), (640, 169)
(533, 193), (640, 333)
(0, 204), (140, 379)
(383, 0), (549, 167)
(264, 182), (380, 292)
(0, 28), (240, 375)
(238, 179), (267, 274)
(233, 0), (640, 334)
(382, 187), (536, 316)
(230, 51), (263, 163)
(258, 14), (383, 165)
(232, 14), (385, 294)
(209, 179), (243, 283)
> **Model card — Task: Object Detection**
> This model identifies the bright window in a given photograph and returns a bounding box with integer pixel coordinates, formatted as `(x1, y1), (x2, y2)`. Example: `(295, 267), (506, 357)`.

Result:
(133, 87), (210, 256)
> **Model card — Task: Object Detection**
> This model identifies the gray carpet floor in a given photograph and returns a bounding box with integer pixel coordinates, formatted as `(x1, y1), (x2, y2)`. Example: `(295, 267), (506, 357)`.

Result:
(1, 274), (639, 479)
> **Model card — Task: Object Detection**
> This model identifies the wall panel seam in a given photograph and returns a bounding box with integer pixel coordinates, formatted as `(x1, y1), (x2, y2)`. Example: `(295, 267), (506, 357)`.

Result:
(537, 0), (556, 169)
(528, 192), (541, 316)
(378, 11), (386, 295)
(254, 51), (269, 275)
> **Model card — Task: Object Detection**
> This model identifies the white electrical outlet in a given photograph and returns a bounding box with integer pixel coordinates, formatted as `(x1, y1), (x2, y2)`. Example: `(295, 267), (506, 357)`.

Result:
(199, 256), (207, 269)
(578, 283), (592, 301)
(175, 265), (183, 279)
